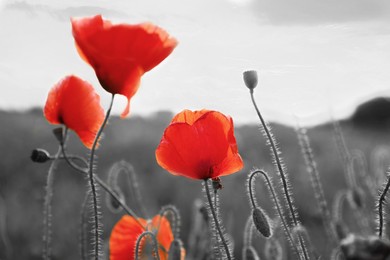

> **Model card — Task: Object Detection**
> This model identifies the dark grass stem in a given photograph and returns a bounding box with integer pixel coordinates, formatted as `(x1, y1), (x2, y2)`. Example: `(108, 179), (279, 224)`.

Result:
(249, 170), (300, 257)
(42, 146), (62, 260)
(203, 179), (232, 260)
(60, 141), (144, 228)
(249, 91), (309, 260)
(378, 168), (390, 238)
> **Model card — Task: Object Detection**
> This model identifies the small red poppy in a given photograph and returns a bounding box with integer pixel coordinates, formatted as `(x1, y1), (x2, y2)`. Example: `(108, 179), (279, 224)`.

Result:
(155, 109), (244, 180)
(71, 15), (178, 117)
(44, 75), (104, 149)
(109, 215), (175, 260)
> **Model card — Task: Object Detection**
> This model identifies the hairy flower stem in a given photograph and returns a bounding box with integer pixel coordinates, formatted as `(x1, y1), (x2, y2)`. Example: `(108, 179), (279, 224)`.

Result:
(42, 146), (62, 260)
(60, 134), (144, 228)
(249, 91), (308, 260)
(249, 170), (299, 256)
(295, 126), (338, 244)
(378, 170), (390, 237)
(203, 179), (232, 260)
(88, 94), (115, 260)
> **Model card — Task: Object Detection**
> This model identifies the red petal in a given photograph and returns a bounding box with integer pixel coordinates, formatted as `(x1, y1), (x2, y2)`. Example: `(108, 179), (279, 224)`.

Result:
(109, 216), (147, 260)
(71, 15), (178, 117)
(43, 75), (104, 149)
(156, 111), (243, 179)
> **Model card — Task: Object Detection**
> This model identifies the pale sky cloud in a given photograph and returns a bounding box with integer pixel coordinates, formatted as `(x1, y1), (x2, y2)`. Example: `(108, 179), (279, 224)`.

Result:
(252, 0), (390, 25)
(1, 0), (389, 126)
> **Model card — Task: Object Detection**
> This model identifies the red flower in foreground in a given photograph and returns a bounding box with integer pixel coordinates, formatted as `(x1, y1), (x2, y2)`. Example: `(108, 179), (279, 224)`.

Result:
(110, 215), (177, 260)
(156, 110), (244, 180)
(71, 15), (178, 117)
(44, 75), (104, 149)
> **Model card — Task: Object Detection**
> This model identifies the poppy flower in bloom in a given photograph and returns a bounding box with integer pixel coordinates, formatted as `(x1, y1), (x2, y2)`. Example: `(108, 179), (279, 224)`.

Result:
(155, 110), (244, 180)
(71, 15), (178, 117)
(44, 75), (104, 149)
(110, 215), (177, 260)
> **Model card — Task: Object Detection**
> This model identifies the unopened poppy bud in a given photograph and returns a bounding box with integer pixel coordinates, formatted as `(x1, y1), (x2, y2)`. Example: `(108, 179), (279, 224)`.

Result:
(52, 127), (64, 144)
(244, 246), (260, 260)
(168, 239), (183, 260)
(243, 70), (258, 91)
(252, 207), (272, 238)
(31, 148), (51, 163)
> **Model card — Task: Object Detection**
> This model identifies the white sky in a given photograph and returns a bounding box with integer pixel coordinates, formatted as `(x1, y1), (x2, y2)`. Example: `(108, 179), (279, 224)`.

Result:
(0, 0), (389, 126)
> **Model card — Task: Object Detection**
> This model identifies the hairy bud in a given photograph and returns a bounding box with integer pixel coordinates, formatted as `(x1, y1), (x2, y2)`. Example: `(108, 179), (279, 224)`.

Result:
(252, 207), (272, 238)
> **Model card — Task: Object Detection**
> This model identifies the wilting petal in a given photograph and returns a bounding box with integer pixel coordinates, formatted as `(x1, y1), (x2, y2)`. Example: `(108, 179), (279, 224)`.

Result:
(44, 75), (104, 149)
(156, 110), (244, 180)
(71, 15), (178, 117)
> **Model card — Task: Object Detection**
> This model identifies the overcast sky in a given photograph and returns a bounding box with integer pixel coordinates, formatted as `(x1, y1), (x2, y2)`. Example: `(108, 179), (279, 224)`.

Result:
(1, 0), (389, 126)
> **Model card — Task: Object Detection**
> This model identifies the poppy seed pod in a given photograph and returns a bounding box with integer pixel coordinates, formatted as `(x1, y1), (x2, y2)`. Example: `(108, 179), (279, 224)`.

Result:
(243, 70), (258, 91)
(31, 149), (51, 163)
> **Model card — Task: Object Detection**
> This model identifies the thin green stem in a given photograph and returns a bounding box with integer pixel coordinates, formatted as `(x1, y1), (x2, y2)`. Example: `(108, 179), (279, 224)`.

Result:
(88, 94), (115, 260)
(203, 179), (232, 260)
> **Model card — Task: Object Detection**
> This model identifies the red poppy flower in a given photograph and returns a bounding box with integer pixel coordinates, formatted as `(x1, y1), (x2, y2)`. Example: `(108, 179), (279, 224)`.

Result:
(155, 109), (244, 180)
(44, 75), (104, 149)
(110, 215), (176, 260)
(71, 15), (178, 117)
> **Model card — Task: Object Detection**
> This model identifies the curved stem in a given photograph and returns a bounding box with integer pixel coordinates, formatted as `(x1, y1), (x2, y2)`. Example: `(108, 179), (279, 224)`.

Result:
(135, 231), (160, 260)
(250, 91), (297, 224)
(250, 170), (300, 256)
(203, 179), (232, 260)
(60, 133), (144, 229)
(88, 94), (115, 260)
(250, 91), (308, 260)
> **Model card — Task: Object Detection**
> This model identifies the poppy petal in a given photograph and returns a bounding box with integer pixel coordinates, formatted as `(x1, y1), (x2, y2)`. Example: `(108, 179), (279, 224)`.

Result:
(43, 75), (104, 149)
(109, 216), (147, 260)
(156, 110), (243, 179)
(71, 15), (178, 118)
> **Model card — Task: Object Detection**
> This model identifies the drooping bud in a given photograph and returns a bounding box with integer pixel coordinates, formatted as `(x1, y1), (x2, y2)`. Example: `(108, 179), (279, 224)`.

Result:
(243, 70), (258, 91)
(252, 207), (272, 238)
(31, 148), (51, 163)
(52, 127), (64, 144)
(168, 239), (183, 260)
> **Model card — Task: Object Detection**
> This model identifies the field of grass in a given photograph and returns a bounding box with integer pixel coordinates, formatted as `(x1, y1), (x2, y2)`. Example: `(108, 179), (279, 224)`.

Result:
(0, 100), (390, 259)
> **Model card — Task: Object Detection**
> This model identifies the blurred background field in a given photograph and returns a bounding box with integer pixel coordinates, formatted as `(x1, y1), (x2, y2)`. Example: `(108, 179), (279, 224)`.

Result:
(1, 97), (390, 259)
